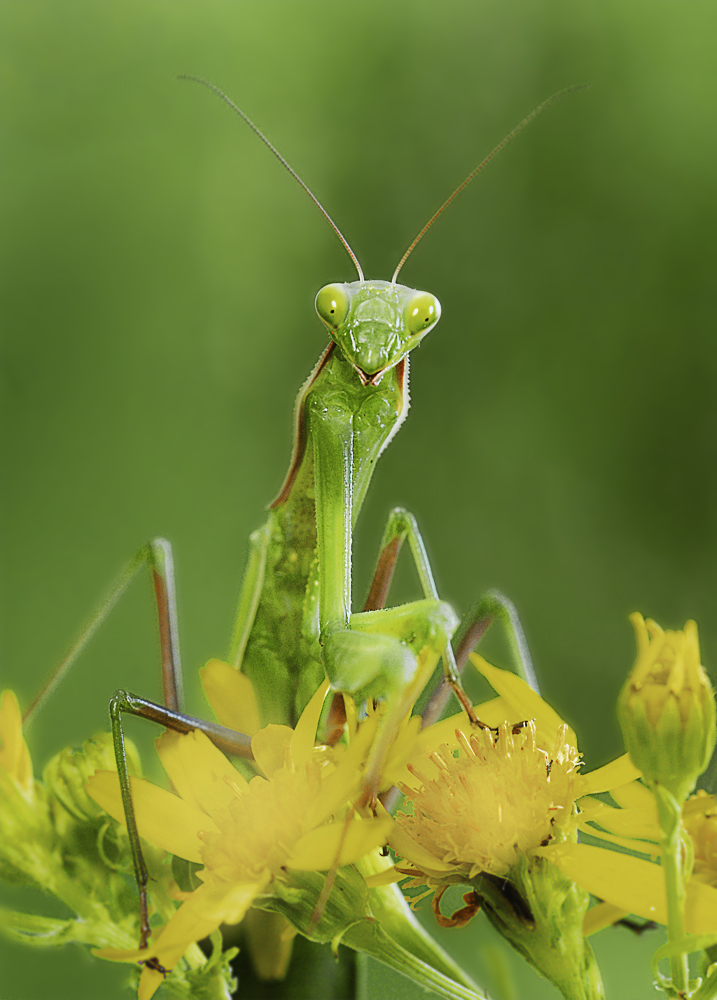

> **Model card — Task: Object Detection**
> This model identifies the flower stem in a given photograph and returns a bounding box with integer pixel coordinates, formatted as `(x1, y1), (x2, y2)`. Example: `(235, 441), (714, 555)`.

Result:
(655, 786), (689, 994)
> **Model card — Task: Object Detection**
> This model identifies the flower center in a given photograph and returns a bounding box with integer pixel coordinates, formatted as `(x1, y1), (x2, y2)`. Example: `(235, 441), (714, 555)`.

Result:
(200, 765), (321, 883)
(398, 722), (581, 878)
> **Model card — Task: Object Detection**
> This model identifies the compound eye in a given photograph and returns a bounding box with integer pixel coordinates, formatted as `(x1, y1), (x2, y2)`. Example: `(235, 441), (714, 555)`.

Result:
(405, 292), (441, 336)
(315, 284), (350, 331)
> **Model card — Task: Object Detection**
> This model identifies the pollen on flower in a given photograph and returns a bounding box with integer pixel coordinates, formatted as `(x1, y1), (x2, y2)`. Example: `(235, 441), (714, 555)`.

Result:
(395, 721), (582, 883)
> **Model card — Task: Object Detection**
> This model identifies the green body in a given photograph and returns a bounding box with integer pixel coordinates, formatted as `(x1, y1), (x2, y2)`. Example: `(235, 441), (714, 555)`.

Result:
(228, 279), (454, 726)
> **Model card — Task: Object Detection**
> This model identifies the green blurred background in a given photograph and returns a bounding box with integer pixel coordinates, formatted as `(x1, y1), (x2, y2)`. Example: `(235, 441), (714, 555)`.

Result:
(2, 1), (717, 997)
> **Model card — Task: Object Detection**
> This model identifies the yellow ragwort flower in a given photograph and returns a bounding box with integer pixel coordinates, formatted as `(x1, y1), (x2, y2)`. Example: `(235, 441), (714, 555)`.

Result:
(378, 654), (621, 999)
(380, 623), (717, 948)
(383, 654), (634, 902)
(394, 720), (580, 889)
(86, 677), (392, 1000)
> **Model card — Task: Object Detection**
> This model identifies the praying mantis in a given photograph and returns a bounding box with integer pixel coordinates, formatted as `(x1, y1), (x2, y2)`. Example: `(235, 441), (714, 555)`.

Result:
(20, 80), (580, 957)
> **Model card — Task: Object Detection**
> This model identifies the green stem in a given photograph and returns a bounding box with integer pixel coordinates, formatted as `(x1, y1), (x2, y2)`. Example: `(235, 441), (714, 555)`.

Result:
(655, 787), (689, 994)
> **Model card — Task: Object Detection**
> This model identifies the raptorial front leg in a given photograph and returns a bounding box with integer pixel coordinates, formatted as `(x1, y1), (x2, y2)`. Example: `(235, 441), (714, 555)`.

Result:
(309, 401), (462, 801)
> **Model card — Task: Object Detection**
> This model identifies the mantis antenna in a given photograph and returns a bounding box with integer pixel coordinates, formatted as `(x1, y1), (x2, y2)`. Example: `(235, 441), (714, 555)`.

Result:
(391, 84), (589, 284)
(179, 75), (365, 282)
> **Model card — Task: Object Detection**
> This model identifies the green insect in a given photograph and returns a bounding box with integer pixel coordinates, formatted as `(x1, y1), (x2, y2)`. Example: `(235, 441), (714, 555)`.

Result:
(23, 80), (577, 951)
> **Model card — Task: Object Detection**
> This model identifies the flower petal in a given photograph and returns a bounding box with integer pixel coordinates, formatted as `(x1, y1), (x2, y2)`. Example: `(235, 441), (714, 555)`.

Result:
(470, 654), (576, 747)
(540, 842), (717, 934)
(139, 966), (165, 1000)
(155, 729), (247, 816)
(580, 754), (642, 795)
(609, 779), (654, 811)
(305, 715), (379, 829)
(85, 771), (216, 863)
(289, 816), (392, 870)
(583, 901), (628, 936)
(291, 680), (330, 767)
(364, 867), (405, 888)
(251, 724), (294, 777)
(388, 822), (454, 874)
(0, 690), (32, 792)
(579, 799), (658, 840)
(200, 659), (261, 736)
(148, 878), (266, 964)
(96, 878), (268, 999)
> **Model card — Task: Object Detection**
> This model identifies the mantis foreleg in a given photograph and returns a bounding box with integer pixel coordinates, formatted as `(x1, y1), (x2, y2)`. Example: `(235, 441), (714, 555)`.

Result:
(309, 398), (456, 706)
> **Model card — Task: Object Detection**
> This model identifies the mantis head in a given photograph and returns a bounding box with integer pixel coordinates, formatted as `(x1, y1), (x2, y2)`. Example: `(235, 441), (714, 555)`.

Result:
(315, 280), (440, 387)
(180, 79), (583, 389)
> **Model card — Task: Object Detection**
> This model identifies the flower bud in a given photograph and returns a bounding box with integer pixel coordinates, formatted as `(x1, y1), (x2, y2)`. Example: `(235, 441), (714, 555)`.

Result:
(618, 614), (716, 803)
(44, 732), (141, 826)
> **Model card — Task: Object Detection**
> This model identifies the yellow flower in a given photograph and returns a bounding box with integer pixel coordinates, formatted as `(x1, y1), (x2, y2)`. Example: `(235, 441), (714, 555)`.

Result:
(617, 614), (716, 803)
(385, 655), (636, 900)
(0, 689), (50, 868)
(382, 654), (620, 1000)
(86, 679), (392, 1000)
(383, 631), (717, 949)
(393, 721), (581, 888)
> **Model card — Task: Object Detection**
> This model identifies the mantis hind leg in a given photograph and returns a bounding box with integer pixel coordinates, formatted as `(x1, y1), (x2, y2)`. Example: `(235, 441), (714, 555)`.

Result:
(23, 539), (181, 725)
(101, 544), (256, 951)
(24, 536), (253, 951)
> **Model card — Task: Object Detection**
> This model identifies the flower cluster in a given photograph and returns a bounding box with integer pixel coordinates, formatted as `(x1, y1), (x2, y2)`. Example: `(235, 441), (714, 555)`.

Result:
(0, 692), (226, 997)
(4, 609), (717, 1000)
(86, 679), (393, 999)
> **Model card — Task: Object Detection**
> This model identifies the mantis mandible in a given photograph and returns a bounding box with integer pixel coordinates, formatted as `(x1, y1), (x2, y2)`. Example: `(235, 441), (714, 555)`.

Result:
(23, 80), (578, 951)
